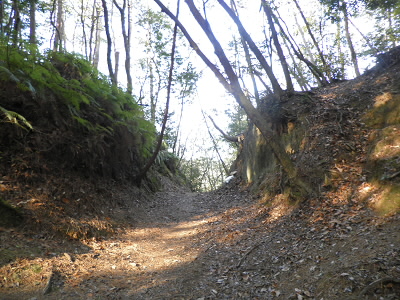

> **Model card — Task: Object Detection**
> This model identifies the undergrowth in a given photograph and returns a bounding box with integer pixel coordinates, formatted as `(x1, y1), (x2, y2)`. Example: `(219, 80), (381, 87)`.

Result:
(0, 44), (156, 180)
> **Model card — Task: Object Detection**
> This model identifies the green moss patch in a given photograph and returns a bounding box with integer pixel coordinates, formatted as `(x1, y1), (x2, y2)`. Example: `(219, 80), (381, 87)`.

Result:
(374, 184), (400, 216)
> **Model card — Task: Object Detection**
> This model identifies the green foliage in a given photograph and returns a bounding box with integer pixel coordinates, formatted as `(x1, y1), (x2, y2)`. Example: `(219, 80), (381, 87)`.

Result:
(181, 160), (203, 191)
(318, 0), (363, 19)
(319, 0), (400, 48)
(0, 106), (33, 130)
(363, 0), (399, 10)
(137, 7), (200, 128)
(225, 103), (249, 137)
(180, 154), (226, 192)
(175, 63), (201, 98)
(0, 44), (157, 177)
(363, 7), (400, 53)
(155, 149), (179, 175)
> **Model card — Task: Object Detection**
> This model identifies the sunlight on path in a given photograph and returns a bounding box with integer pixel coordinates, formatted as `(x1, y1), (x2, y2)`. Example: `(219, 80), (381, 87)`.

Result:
(125, 217), (212, 271)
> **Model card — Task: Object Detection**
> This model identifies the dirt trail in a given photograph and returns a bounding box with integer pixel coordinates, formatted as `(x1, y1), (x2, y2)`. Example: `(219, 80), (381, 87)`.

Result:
(1, 181), (400, 300)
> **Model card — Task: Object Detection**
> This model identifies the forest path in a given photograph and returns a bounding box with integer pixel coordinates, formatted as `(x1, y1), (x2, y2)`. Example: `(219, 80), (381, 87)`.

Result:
(1, 182), (400, 300)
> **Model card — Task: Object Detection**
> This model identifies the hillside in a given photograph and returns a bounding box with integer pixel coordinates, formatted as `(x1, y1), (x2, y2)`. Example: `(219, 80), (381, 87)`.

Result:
(0, 47), (399, 299)
(235, 46), (400, 212)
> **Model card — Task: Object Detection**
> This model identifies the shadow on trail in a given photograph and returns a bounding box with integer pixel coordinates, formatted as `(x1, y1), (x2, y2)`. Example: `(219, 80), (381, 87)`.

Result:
(2, 183), (400, 300)
(0, 184), (254, 300)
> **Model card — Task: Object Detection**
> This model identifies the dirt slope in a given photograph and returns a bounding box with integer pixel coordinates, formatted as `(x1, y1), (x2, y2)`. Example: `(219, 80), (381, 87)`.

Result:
(0, 177), (399, 299)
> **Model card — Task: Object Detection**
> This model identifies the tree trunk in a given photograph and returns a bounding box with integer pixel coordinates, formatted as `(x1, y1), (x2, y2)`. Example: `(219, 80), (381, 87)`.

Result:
(336, 21), (345, 79)
(342, 3), (360, 77)
(230, 0), (261, 106)
(80, 0), (88, 59)
(92, 5), (101, 68)
(11, 0), (21, 47)
(292, 0), (331, 81)
(114, 51), (119, 83)
(171, 96), (184, 155)
(149, 62), (156, 123)
(0, 0), (4, 37)
(261, 0), (294, 93)
(285, 39), (310, 91)
(112, 0), (133, 94)
(53, 0), (65, 52)
(386, 8), (396, 48)
(348, 17), (378, 56)
(127, 0), (133, 93)
(101, 0), (117, 85)
(216, 0), (283, 96)
(274, 11), (328, 86)
(89, 0), (95, 61)
(29, 0), (36, 45)
(294, 15), (315, 66)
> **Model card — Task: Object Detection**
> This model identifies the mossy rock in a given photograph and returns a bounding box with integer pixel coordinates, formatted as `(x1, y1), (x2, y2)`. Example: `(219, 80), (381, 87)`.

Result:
(372, 183), (400, 215)
(366, 126), (400, 180)
(364, 91), (400, 182)
(0, 199), (23, 227)
(363, 93), (400, 128)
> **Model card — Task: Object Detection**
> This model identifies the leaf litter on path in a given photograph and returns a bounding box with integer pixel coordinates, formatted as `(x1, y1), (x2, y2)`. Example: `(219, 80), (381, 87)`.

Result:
(1, 178), (399, 299)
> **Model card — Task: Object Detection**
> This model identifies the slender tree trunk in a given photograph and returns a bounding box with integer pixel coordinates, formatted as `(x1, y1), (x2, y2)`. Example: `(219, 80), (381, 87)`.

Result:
(80, 0), (88, 59)
(171, 96), (184, 155)
(230, 0), (261, 105)
(342, 3), (360, 77)
(29, 0), (36, 45)
(101, 0), (117, 84)
(242, 35), (261, 105)
(112, 0), (133, 94)
(274, 11), (328, 85)
(172, 80), (189, 155)
(386, 8), (396, 48)
(89, 1), (95, 61)
(285, 39), (310, 91)
(294, 15), (316, 66)
(336, 21), (345, 79)
(155, 0), (313, 196)
(127, 0), (133, 92)
(53, 0), (65, 52)
(216, 0), (283, 96)
(261, 0), (294, 92)
(11, 0), (21, 47)
(0, 0), (4, 37)
(136, 0), (181, 184)
(292, 0), (331, 81)
(348, 17), (378, 56)
(114, 51), (119, 83)
(149, 62), (156, 123)
(92, 5), (101, 68)
(203, 112), (229, 175)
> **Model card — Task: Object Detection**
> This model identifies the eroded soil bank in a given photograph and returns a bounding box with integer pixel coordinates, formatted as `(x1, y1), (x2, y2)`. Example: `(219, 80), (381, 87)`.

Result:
(1, 179), (399, 300)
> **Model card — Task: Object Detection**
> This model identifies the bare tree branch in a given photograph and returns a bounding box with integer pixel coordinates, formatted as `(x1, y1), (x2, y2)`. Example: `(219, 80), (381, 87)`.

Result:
(208, 115), (241, 143)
